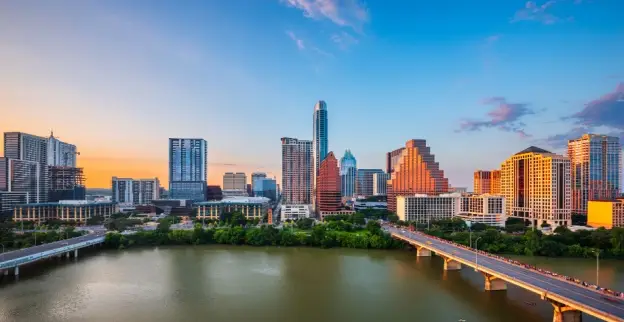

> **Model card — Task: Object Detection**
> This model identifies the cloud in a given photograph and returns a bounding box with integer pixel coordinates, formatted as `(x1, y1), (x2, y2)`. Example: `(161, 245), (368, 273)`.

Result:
(511, 0), (568, 24)
(456, 97), (536, 137)
(311, 46), (334, 58)
(286, 31), (305, 50)
(485, 34), (501, 44)
(330, 31), (358, 50)
(541, 83), (624, 148)
(281, 0), (369, 31)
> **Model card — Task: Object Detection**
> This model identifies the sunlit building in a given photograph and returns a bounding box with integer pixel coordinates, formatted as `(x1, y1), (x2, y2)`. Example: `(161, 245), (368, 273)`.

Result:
(568, 134), (621, 215)
(387, 139), (450, 213)
(587, 198), (624, 229)
(501, 146), (571, 227)
(13, 200), (118, 223)
(281, 137), (313, 204)
(316, 152), (341, 212)
(456, 194), (506, 228)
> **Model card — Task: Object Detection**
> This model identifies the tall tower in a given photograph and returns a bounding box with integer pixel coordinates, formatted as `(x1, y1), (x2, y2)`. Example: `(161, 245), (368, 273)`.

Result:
(281, 137), (313, 204)
(340, 149), (357, 198)
(313, 101), (328, 184)
(316, 151), (341, 212)
(168, 138), (208, 201)
(568, 134), (621, 215)
(3, 132), (49, 203)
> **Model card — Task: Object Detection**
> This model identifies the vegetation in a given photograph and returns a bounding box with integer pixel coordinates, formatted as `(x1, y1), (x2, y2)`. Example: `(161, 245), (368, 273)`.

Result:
(394, 218), (624, 258)
(0, 222), (84, 250)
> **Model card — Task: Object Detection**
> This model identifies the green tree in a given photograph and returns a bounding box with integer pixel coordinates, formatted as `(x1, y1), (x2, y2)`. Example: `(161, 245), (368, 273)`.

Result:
(230, 212), (247, 227)
(296, 218), (314, 230)
(387, 213), (399, 223)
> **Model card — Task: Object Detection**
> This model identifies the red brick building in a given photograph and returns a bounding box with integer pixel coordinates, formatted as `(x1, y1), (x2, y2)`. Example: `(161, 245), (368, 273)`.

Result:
(316, 152), (341, 212)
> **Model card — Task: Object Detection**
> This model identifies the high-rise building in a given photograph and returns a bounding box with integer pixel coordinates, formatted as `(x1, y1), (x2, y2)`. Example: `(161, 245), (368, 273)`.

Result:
(501, 146), (571, 227)
(251, 172), (267, 195)
(281, 137), (313, 204)
(356, 169), (384, 197)
(387, 139), (450, 213)
(254, 178), (277, 201)
(386, 147), (405, 174)
(0, 158), (40, 202)
(491, 170), (501, 194)
(169, 138), (207, 201)
(48, 166), (86, 202)
(340, 149), (357, 198)
(373, 172), (390, 196)
(223, 172), (247, 190)
(316, 152), (341, 212)
(4, 132), (49, 202)
(47, 132), (78, 167)
(474, 170), (500, 194)
(568, 134), (621, 215)
(112, 177), (161, 205)
(313, 100), (328, 181)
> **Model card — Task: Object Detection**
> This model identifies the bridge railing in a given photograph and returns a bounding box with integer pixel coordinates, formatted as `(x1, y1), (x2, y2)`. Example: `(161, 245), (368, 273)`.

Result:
(0, 236), (104, 270)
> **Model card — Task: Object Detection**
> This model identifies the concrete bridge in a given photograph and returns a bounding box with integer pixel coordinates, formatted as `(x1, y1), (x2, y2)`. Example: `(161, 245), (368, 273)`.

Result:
(386, 226), (624, 322)
(0, 232), (106, 276)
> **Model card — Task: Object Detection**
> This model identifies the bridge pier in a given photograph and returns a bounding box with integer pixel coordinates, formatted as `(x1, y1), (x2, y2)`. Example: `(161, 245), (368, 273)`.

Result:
(14, 265), (19, 276)
(483, 273), (507, 291)
(442, 257), (461, 271)
(551, 302), (582, 322)
(74, 249), (78, 258)
(3, 269), (8, 276)
(416, 246), (431, 257)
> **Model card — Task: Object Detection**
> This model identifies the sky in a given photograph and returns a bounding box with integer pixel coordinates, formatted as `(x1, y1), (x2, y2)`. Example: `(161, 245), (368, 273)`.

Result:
(1, 0), (623, 189)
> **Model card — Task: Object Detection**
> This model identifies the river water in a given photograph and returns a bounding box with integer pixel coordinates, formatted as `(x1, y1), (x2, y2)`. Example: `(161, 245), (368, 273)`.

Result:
(0, 246), (622, 322)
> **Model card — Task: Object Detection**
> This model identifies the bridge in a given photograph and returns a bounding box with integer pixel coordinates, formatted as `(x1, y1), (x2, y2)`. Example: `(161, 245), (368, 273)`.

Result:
(385, 226), (624, 322)
(0, 232), (106, 276)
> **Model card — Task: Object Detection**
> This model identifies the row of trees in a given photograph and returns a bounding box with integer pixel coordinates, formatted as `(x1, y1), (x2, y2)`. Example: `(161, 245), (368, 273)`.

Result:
(0, 224), (84, 250)
(395, 218), (624, 258)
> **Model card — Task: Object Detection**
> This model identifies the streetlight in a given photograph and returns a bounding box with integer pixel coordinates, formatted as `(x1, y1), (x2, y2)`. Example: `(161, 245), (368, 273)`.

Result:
(592, 249), (600, 286)
(0, 243), (5, 263)
(474, 237), (482, 272)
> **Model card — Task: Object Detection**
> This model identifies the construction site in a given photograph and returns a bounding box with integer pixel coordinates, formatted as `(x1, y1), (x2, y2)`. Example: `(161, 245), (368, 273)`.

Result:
(48, 166), (86, 202)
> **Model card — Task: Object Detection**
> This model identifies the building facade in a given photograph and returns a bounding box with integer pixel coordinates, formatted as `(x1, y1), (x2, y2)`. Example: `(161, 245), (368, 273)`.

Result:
(340, 149), (357, 198)
(316, 152), (341, 212)
(387, 139), (450, 213)
(253, 178), (277, 201)
(0, 191), (29, 219)
(386, 147), (405, 174)
(313, 100), (328, 181)
(112, 177), (160, 205)
(501, 146), (571, 227)
(281, 137), (313, 204)
(587, 199), (624, 229)
(48, 166), (86, 202)
(0, 158), (40, 203)
(13, 200), (118, 222)
(280, 204), (312, 221)
(568, 134), (621, 215)
(169, 138), (207, 200)
(3, 132), (49, 202)
(373, 172), (390, 196)
(356, 169), (384, 197)
(223, 172), (247, 190)
(251, 172), (267, 195)
(456, 194), (506, 227)
(195, 197), (270, 220)
(47, 133), (77, 167)
(474, 170), (493, 194)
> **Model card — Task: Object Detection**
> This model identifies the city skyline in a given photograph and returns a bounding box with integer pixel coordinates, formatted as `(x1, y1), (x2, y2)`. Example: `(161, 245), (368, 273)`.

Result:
(1, 1), (623, 189)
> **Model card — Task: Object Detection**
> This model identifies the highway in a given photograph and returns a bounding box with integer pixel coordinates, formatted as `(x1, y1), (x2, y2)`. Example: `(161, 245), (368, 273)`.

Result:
(385, 226), (624, 321)
(0, 232), (106, 264)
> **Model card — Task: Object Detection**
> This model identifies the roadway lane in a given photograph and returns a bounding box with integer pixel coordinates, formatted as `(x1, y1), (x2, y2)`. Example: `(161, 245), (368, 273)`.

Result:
(0, 232), (106, 263)
(385, 227), (624, 321)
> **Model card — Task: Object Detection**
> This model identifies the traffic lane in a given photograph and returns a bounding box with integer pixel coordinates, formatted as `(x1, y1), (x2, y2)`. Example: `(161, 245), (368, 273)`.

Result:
(1, 233), (105, 262)
(392, 230), (624, 318)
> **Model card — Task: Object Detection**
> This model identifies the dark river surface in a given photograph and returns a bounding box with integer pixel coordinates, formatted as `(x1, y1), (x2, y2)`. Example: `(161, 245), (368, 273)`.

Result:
(0, 246), (622, 322)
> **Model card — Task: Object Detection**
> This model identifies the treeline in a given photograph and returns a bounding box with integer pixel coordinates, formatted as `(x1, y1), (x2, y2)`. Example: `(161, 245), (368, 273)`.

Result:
(396, 218), (624, 258)
(0, 222), (84, 250)
(103, 220), (403, 250)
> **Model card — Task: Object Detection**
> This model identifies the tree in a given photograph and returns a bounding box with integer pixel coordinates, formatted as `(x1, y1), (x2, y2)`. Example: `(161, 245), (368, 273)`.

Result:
(230, 212), (247, 227)
(387, 214), (399, 223)
(471, 223), (487, 232)
(366, 221), (382, 235)
(611, 227), (624, 255)
(157, 220), (171, 233)
(296, 218), (314, 230)
(350, 213), (366, 226)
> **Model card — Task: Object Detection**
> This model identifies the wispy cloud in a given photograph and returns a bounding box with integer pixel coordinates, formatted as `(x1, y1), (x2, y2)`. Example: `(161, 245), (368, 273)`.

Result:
(311, 46), (334, 58)
(511, 0), (572, 25)
(331, 31), (358, 50)
(281, 0), (369, 31)
(456, 97), (536, 138)
(485, 34), (501, 45)
(286, 30), (305, 50)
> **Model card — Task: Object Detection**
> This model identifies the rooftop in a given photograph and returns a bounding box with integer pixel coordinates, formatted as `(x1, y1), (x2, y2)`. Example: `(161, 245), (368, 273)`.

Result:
(515, 146), (552, 155)
(17, 201), (116, 207)
(195, 196), (270, 205)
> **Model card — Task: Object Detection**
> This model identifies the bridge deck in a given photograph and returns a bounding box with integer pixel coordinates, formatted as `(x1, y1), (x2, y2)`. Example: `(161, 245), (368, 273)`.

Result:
(386, 227), (624, 322)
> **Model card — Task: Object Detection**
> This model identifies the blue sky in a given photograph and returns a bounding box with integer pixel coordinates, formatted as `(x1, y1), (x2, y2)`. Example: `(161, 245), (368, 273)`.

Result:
(1, 0), (623, 188)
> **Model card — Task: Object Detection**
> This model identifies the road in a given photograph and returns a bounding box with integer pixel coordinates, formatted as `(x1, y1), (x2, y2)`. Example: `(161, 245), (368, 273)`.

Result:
(0, 232), (106, 264)
(385, 226), (624, 321)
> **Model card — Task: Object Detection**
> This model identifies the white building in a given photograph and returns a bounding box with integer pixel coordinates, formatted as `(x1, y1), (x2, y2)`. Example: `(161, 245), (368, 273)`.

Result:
(223, 172), (247, 190)
(372, 172), (389, 196)
(456, 194), (506, 227)
(281, 137), (313, 204)
(47, 133), (77, 167)
(112, 177), (161, 205)
(280, 204), (312, 221)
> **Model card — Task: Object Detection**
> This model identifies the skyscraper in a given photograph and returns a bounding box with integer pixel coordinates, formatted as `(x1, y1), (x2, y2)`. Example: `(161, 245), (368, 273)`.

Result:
(386, 147), (405, 174)
(373, 172), (390, 196)
(112, 177), (161, 205)
(474, 170), (493, 194)
(316, 151), (341, 212)
(313, 101), (328, 179)
(251, 172), (267, 195)
(356, 169), (384, 197)
(568, 134), (621, 215)
(340, 149), (357, 198)
(501, 146), (571, 227)
(281, 137), (313, 204)
(0, 158), (40, 202)
(169, 138), (207, 201)
(3, 132), (49, 202)
(47, 132), (78, 167)
(387, 139), (450, 213)
(223, 172), (247, 190)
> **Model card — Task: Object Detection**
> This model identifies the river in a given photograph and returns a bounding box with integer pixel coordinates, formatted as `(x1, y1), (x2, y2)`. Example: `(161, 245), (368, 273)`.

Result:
(0, 246), (622, 322)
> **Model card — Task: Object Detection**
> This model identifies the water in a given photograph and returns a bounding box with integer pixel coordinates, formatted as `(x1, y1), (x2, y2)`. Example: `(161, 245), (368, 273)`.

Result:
(0, 246), (623, 322)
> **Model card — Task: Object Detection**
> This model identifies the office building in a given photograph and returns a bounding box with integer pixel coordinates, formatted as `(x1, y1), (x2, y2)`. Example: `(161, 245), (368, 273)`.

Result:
(373, 172), (390, 196)
(588, 198), (624, 229)
(253, 178), (277, 201)
(48, 166), (86, 202)
(568, 134), (621, 215)
(0, 191), (29, 219)
(280, 204), (312, 221)
(316, 152), (341, 212)
(223, 172), (247, 190)
(353, 201), (387, 211)
(112, 177), (161, 205)
(501, 146), (571, 227)
(13, 200), (118, 222)
(0, 158), (40, 203)
(195, 197), (270, 220)
(340, 149), (357, 198)
(386, 147), (405, 174)
(387, 139), (450, 213)
(169, 138), (207, 200)
(281, 137), (313, 204)
(47, 132), (78, 167)
(396, 194), (458, 224)
(251, 172), (267, 194)
(205, 185), (223, 201)
(491, 170), (501, 194)
(356, 169), (384, 197)
(474, 170), (502, 194)
(4, 132), (49, 202)
(456, 194), (506, 227)
(313, 100), (328, 186)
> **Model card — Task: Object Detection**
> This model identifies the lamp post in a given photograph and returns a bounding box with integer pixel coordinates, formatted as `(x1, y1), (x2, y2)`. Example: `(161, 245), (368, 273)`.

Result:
(474, 237), (482, 272)
(0, 243), (5, 262)
(593, 249), (600, 286)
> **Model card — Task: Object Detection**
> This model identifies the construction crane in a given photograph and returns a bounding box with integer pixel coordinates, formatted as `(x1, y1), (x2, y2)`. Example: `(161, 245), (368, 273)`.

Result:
(64, 150), (81, 167)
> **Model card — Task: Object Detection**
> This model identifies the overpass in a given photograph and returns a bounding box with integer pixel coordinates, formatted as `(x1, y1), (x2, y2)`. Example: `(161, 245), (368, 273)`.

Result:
(386, 226), (624, 322)
(0, 232), (106, 276)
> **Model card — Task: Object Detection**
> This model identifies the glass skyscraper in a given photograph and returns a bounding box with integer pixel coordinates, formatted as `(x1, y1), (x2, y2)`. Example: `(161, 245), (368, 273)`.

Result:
(168, 138), (207, 201)
(313, 100), (328, 182)
(340, 149), (357, 198)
